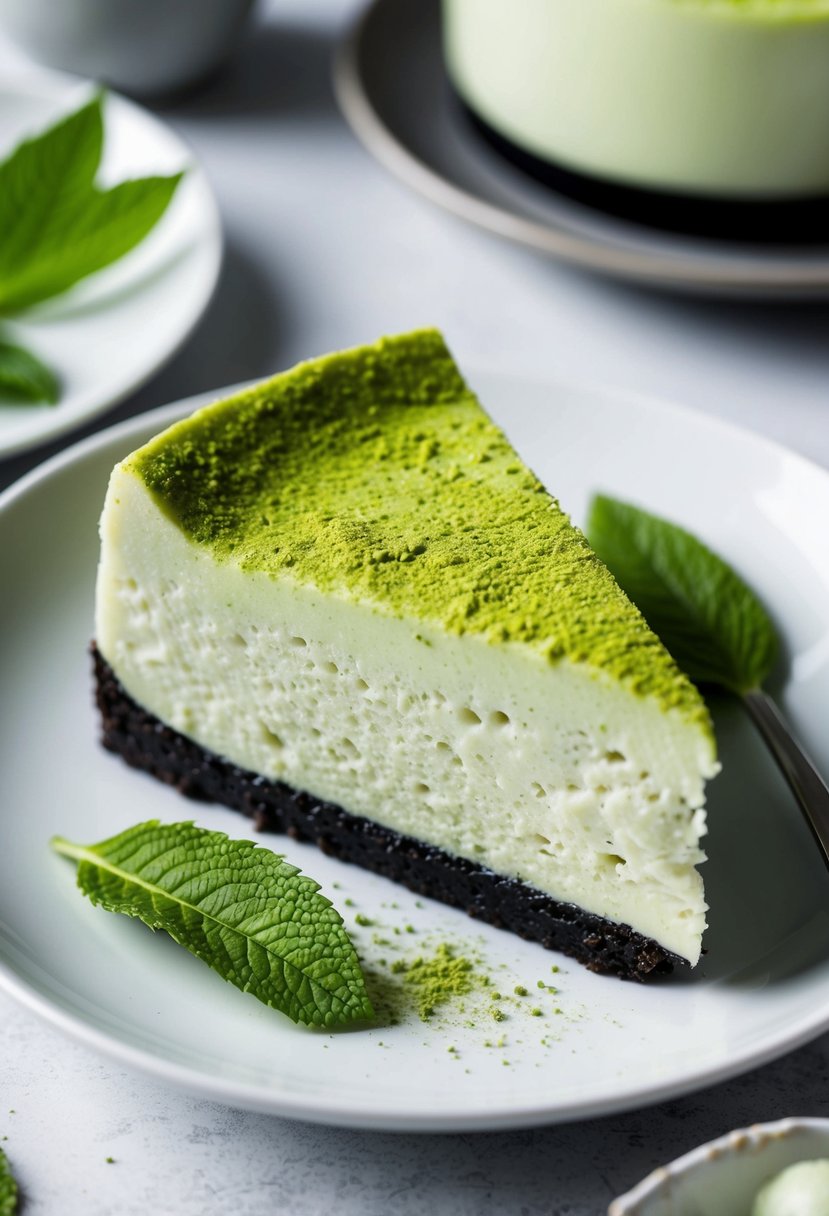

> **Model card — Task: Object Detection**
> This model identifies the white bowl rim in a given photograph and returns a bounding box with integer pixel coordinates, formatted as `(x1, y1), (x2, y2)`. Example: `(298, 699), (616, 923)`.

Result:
(609, 1116), (829, 1214)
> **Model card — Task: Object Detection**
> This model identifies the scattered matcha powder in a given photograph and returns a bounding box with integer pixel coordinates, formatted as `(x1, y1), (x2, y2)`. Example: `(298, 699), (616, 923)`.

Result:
(400, 944), (478, 1021)
(346, 899), (574, 1056)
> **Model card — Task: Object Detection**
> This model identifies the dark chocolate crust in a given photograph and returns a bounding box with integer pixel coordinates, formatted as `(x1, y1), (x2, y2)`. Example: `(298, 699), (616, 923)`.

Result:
(92, 645), (682, 981)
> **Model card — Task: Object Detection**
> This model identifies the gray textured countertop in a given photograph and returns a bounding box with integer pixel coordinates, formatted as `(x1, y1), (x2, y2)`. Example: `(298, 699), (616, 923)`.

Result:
(3, 991), (829, 1215)
(2, 1), (829, 1211)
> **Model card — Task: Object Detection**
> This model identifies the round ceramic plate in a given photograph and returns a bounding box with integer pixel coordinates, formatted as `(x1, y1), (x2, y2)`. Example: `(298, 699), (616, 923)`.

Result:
(333, 0), (829, 298)
(2, 372), (829, 1132)
(0, 71), (222, 459)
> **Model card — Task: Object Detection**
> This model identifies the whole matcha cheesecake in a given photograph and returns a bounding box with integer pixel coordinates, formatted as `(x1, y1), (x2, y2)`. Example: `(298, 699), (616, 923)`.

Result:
(94, 330), (718, 979)
(444, 0), (829, 236)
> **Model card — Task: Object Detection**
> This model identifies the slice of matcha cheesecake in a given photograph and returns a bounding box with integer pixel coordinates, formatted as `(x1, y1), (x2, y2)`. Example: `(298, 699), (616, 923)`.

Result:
(94, 329), (718, 979)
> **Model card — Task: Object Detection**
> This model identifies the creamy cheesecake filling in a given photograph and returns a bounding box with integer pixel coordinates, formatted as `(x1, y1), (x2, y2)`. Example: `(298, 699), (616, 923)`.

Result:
(97, 468), (717, 964)
(444, 0), (829, 197)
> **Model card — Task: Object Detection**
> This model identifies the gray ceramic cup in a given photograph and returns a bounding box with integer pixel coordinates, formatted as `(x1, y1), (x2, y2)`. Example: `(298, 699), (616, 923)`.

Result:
(0, 0), (256, 96)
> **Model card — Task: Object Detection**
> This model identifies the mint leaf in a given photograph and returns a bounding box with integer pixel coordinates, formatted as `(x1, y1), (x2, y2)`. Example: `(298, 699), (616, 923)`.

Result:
(0, 1146), (17, 1216)
(0, 92), (103, 277)
(587, 494), (777, 695)
(0, 339), (59, 404)
(51, 821), (374, 1028)
(0, 93), (183, 315)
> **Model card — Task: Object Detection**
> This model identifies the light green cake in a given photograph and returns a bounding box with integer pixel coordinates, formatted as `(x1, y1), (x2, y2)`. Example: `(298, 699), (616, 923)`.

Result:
(95, 330), (718, 974)
(444, 0), (829, 197)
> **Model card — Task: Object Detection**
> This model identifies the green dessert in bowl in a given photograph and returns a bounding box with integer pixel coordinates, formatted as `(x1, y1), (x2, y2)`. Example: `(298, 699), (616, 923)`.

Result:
(752, 1159), (829, 1215)
(610, 1118), (829, 1214)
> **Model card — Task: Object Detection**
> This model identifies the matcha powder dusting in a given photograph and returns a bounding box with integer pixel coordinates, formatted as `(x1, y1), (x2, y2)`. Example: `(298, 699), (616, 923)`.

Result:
(399, 943), (480, 1021)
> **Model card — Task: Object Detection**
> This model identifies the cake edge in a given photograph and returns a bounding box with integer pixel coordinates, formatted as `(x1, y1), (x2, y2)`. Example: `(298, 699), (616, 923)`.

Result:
(91, 644), (685, 983)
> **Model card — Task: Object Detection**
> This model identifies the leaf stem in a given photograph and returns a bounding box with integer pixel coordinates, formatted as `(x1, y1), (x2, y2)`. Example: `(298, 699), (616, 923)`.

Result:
(50, 835), (90, 863)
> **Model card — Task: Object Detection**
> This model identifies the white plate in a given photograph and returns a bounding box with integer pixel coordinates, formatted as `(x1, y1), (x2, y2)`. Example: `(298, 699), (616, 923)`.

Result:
(334, 0), (829, 298)
(2, 371), (829, 1132)
(0, 71), (222, 459)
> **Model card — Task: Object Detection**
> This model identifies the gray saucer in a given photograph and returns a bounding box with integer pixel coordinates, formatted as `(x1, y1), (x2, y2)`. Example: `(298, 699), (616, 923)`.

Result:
(333, 0), (829, 298)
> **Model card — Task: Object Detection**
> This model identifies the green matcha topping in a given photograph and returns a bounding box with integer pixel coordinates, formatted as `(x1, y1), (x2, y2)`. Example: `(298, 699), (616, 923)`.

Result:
(671, 0), (829, 24)
(130, 329), (709, 727)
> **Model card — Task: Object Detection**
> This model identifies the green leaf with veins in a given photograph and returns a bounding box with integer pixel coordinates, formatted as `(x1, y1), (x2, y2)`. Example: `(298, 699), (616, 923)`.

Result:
(51, 821), (374, 1028)
(0, 92), (183, 315)
(587, 494), (778, 696)
(0, 1146), (17, 1216)
(0, 339), (58, 404)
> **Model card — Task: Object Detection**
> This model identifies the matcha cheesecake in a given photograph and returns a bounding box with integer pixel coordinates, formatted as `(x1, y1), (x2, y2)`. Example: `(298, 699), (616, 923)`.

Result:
(94, 330), (718, 979)
(444, 0), (829, 235)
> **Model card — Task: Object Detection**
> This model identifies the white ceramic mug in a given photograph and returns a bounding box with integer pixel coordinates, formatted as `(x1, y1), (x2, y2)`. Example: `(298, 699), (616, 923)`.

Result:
(0, 0), (256, 97)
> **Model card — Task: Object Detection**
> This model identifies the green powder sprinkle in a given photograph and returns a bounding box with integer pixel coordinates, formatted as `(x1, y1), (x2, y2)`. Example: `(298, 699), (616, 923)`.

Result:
(401, 944), (479, 1022)
(354, 907), (570, 1043)
(354, 914), (373, 927)
(130, 329), (710, 729)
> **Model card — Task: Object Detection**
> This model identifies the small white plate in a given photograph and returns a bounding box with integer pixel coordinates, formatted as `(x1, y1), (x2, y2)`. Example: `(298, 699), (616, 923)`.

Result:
(2, 370), (829, 1131)
(334, 0), (829, 298)
(0, 71), (222, 459)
